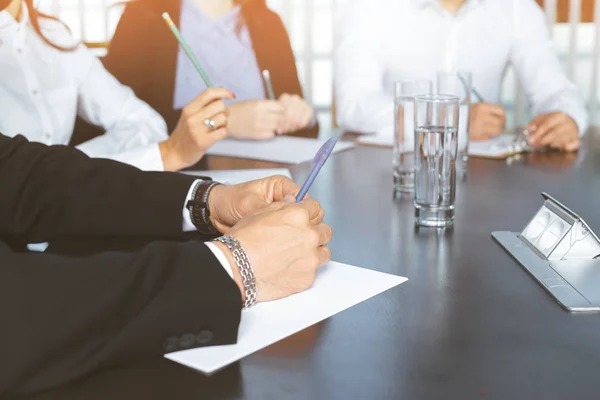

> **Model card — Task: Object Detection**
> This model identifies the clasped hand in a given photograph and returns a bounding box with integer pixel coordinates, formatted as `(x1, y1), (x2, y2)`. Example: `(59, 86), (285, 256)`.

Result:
(158, 89), (315, 170)
(227, 94), (314, 140)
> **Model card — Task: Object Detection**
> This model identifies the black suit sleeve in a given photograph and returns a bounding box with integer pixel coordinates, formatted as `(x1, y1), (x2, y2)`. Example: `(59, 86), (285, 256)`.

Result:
(0, 134), (242, 394)
(0, 240), (241, 394)
(0, 134), (198, 243)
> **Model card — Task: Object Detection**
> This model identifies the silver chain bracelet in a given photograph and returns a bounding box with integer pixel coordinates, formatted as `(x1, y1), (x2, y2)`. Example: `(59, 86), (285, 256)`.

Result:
(214, 236), (258, 309)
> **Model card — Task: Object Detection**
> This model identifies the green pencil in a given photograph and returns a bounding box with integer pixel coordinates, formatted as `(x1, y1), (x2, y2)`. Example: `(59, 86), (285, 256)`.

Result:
(162, 12), (213, 88)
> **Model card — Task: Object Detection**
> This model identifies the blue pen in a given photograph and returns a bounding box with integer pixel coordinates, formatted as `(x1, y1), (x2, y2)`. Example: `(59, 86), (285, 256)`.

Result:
(296, 136), (339, 202)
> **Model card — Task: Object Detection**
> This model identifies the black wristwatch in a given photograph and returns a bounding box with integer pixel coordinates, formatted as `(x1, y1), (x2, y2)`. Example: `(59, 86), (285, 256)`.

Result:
(186, 180), (222, 234)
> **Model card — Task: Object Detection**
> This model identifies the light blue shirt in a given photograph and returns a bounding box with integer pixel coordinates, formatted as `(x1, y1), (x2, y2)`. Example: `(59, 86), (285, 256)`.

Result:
(173, 0), (266, 109)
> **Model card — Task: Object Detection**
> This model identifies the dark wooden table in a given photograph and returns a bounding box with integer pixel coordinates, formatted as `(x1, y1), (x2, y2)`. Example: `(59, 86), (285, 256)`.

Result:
(11, 134), (600, 400)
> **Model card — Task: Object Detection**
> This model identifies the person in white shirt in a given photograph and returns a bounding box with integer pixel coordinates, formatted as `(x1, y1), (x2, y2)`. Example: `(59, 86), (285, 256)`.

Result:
(334, 0), (588, 152)
(0, 0), (231, 171)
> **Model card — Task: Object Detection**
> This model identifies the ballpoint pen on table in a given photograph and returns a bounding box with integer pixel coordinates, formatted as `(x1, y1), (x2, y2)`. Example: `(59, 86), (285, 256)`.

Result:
(262, 70), (276, 100)
(296, 137), (338, 202)
(162, 12), (213, 88)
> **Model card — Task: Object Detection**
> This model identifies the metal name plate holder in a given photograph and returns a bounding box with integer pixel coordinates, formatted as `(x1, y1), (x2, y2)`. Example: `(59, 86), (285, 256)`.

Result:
(493, 193), (600, 312)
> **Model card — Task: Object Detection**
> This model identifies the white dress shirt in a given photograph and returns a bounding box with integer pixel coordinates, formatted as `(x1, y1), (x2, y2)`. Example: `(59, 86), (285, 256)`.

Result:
(334, 0), (589, 137)
(0, 5), (168, 171)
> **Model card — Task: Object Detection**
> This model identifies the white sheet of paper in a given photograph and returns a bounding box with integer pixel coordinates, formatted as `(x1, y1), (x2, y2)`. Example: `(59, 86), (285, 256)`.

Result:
(356, 133), (525, 159)
(356, 135), (393, 148)
(205, 137), (355, 164)
(165, 261), (407, 374)
(182, 168), (292, 184)
(469, 134), (521, 158)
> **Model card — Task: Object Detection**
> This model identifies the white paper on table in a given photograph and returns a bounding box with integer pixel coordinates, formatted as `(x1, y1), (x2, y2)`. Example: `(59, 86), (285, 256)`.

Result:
(355, 132), (528, 159)
(356, 135), (393, 148)
(469, 134), (526, 159)
(205, 136), (355, 164)
(182, 168), (292, 184)
(165, 261), (407, 374)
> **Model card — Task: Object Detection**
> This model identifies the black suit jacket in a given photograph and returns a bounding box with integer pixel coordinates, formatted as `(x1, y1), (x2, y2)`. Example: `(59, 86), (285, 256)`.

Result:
(103, 0), (319, 138)
(0, 134), (242, 394)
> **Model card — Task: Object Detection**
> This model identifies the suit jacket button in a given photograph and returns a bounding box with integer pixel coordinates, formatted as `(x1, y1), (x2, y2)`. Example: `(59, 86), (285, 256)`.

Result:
(164, 337), (179, 352)
(197, 330), (214, 345)
(179, 333), (196, 348)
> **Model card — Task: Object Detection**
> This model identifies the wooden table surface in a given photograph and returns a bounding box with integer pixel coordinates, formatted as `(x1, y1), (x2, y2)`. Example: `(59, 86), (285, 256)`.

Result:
(10, 133), (600, 400)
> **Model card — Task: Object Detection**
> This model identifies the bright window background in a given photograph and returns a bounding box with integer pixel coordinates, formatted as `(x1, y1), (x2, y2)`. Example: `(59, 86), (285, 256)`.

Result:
(37, 0), (600, 134)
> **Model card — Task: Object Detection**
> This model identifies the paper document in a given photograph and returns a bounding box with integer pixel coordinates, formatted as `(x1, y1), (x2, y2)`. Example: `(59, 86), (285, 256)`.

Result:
(183, 168), (292, 184)
(165, 261), (407, 374)
(356, 133), (527, 160)
(206, 137), (355, 164)
(469, 134), (526, 159)
(356, 135), (393, 148)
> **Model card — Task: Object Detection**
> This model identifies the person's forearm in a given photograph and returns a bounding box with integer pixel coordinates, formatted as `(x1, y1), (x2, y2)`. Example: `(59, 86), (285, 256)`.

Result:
(336, 91), (394, 135)
(334, 0), (389, 135)
(0, 135), (196, 242)
(75, 95), (169, 172)
(512, 0), (589, 137)
(75, 44), (169, 171)
(0, 240), (241, 394)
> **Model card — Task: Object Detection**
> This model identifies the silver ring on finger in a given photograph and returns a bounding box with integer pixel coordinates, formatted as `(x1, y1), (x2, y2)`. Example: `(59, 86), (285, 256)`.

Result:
(204, 118), (216, 131)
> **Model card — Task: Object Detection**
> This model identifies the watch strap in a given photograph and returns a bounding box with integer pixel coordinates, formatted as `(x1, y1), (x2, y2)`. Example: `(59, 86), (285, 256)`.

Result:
(186, 180), (221, 234)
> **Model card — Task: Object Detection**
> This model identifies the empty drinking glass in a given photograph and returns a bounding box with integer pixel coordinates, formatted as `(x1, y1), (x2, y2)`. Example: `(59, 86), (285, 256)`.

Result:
(393, 79), (433, 192)
(414, 94), (460, 227)
(437, 71), (471, 174)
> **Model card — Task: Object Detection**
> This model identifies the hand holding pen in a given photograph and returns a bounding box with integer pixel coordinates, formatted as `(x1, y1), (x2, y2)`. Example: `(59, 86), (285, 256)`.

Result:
(161, 88), (234, 171)
(470, 103), (507, 141)
(159, 13), (234, 171)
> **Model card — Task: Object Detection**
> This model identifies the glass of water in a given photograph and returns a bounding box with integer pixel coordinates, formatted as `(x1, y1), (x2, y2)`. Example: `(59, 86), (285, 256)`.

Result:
(414, 94), (460, 227)
(436, 71), (471, 174)
(393, 79), (432, 192)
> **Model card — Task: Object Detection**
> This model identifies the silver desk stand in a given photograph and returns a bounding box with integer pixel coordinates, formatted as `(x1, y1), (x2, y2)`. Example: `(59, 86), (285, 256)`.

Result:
(493, 231), (600, 312)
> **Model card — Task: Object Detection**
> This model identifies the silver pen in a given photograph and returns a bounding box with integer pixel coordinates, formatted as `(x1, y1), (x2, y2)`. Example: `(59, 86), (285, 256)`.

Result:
(262, 69), (276, 100)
